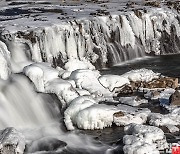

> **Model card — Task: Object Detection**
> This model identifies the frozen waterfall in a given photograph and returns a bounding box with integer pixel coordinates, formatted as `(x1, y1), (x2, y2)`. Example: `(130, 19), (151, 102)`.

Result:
(0, 7), (179, 71)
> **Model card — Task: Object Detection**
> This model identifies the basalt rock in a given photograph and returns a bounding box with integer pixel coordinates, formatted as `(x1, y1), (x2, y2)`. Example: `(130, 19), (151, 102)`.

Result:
(135, 77), (178, 89)
(117, 77), (178, 95)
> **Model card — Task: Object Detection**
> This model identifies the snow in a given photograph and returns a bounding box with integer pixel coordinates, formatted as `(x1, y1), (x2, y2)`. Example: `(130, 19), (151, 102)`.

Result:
(123, 124), (168, 154)
(114, 105), (151, 126)
(122, 68), (160, 82)
(64, 59), (95, 72)
(64, 96), (97, 130)
(23, 62), (59, 92)
(45, 78), (79, 108)
(98, 75), (130, 92)
(148, 108), (180, 133)
(69, 69), (112, 97)
(75, 104), (118, 130)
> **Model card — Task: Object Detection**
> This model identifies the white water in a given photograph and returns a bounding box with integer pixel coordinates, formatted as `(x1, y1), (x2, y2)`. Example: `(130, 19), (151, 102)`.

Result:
(0, 75), (54, 129)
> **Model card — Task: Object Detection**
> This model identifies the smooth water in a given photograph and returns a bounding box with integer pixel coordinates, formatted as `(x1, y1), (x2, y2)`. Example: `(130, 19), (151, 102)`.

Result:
(101, 54), (180, 78)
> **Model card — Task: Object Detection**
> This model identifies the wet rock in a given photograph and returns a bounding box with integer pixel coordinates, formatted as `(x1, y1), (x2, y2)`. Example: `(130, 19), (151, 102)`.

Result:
(116, 85), (134, 96)
(27, 137), (67, 153)
(144, 1), (160, 7)
(113, 111), (124, 117)
(140, 77), (178, 89)
(0, 127), (25, 154)
(144, 90), (161, 100)
(169, 90), (180, 106)
(134, 77), (178, 90)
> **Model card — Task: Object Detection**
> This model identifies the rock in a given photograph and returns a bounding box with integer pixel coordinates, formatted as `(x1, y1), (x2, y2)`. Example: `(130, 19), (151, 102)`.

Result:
(27, 137), (67, 153)
(133, 77), (178, 90)
(113, 111), (124, 117)
(123, 124), (168, 154)
(116, 85), (134, 96)
(169, 90), (180, 106)
(117, 77), (178, 95)
(113, 105), (151, 126)
(144, 1), (160, 7)
(0, 127), (25, 154)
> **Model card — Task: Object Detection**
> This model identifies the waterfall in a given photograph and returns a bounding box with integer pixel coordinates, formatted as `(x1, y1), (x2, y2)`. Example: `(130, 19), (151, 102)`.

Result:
(0, 8), (179, 70)
(0, 75), (55, 129)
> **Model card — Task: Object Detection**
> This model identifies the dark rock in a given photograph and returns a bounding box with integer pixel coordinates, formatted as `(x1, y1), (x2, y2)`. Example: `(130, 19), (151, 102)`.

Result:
(27, 137), (67, 153)
(144, 1), (160, 7)
(169, 90), (180, 106)
(133, 77), (178, 89)
(113, 111), (124, 117)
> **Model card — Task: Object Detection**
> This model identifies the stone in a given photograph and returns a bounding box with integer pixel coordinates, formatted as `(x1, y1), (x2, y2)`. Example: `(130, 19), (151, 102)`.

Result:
(113, 111), (124, 117)
(0, 127), (25, 154)
(117, 77), (178, 96)
(169, 90), (180, 106)
(27, 137), (67, 153)
(133, 77), (178, 89)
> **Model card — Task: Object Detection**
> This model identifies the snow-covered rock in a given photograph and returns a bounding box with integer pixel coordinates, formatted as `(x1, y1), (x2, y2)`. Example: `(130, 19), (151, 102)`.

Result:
(114, 105), (151, 126)
(74, 104), (119, 130)
(98, 75), (130, 92)
(148, 108), (180, 133)
(123, 124), (168, 154)
(0, 127), (25, 154)
(69, 69), (112, 97)
(23, 62), (59, 92)
(64, 96), (97, 130)
(122, 68), (160, 82)
(45, 79), (79, 108)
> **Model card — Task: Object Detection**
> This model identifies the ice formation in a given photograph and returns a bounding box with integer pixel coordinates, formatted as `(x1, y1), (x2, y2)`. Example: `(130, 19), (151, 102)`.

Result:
(0, 2), (179, 70)
(122, 68), (160, 82)
(123, 124), (168, 154)
(64, 96), (97, 130)
(23, 62), (59, 92)
(69, 69), (111, 97)
(0, 41), (11, 80)
(98, 75), (130, 92)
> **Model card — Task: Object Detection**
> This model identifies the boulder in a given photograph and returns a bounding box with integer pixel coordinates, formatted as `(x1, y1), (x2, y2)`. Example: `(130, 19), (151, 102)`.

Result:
(27, 137), (67, 153)
(0, 127), (25, 154)
(169, 90), (180, 106)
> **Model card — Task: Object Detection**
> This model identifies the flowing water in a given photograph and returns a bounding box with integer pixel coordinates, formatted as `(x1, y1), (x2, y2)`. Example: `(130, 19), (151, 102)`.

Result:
(1, 54), (179, 154)
(0, 0), (179, 153)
